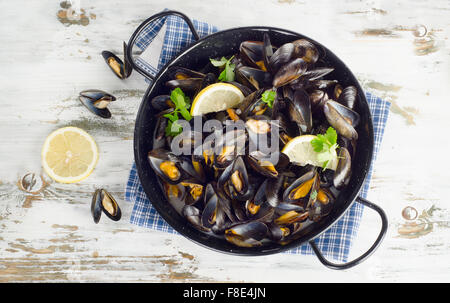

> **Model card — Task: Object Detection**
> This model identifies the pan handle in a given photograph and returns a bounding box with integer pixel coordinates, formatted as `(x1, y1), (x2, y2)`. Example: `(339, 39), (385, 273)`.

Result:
(126, 10), (200, 81)
(308, 196), (388, 270)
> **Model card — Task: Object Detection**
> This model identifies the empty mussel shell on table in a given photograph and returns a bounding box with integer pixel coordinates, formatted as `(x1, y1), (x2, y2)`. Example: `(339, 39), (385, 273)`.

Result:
(79, 89), (116, 118)
(102, 41), (132, 79)
(91, 189), (122, 223)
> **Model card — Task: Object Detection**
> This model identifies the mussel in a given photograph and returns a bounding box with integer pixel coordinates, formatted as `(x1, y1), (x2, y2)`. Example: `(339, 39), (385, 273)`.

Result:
(79, 89), (116, 118)
(283, 168), (319, 208)
(323, 100), (359, 140)
(224, 221), (268, 247)
(308, 187), (335, 222)
(102, 42), (132, 79)
(91, 189), (122, 223)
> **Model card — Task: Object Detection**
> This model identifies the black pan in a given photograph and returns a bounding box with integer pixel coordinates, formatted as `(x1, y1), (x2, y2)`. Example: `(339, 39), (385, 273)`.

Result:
(127, 10), (387, 270)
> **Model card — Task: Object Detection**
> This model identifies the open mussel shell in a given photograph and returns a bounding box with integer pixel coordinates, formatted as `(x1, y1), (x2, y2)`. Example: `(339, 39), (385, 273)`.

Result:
(79, 89), (116, 119)
(274, 208), (309, 225)
(308, 187), (335, 222)
(282, 168), (318, 208)
(240, 40), (267, 71)
(148, 149), (192, 185)
(101, 42), (132, 79)
(235, 66), (272, 90)
(246, 151), (290, 179)
(91, 189), (122, 223)
(224, 221), (268, 247)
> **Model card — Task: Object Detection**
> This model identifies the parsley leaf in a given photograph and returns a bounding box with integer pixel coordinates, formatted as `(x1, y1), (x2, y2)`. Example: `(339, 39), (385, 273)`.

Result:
(261, 89), (276, 108)
(211, 56), (235, 82)
(163, 88), (192, 137)
(310, 127), (339, 170)
(165, 120), (183, 137)
(209, 57), (228, 67)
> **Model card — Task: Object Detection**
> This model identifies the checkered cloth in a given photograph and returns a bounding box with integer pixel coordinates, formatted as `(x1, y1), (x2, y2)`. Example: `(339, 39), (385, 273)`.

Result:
(125, 12), (391, 262)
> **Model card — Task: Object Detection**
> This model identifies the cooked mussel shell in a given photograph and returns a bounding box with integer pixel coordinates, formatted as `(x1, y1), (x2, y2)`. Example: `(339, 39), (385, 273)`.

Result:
(309, 89), (328, 113)
(292, 39), (319, 64)
(302, 67), (334, 81)
(182, 181), (204, 206)
(272, 58), (307, 88)
(246, 151), (290, 178)
(224, 221), (268, 247)
(148, 149), (187, 184)
(151, 95), (174, 111)
(228, 157), (250, 200)
(182, 205), (210, 232)
(202, 185), (220, 228)
(101, 42), (132, 79)
(308, 188), (335, 222)
(79, 89), (116, 119)
(333, 147), (352, 189)
(262, 33), (274, 73)
(235, 66), (272, 90)
(240, 41), (267, 71)
(165, 78), (204, 93)
(337, 86), (358, 110)
(236, 89), (265, 118)
(268, 42), (295, 73)
(265, 175), (285, 207)
(282, 168), (318, 208)
(168, 66), (206, 80)
(287, 88), (312, 134)
(323, 101), (359, 140)
(91, 189), (122, 223)
(274, 209), (309, 225)
(267, 223), (291, 242)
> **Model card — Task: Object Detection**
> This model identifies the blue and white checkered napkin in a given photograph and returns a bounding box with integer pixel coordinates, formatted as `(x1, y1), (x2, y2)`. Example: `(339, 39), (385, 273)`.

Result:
(125, 12), (391, 262)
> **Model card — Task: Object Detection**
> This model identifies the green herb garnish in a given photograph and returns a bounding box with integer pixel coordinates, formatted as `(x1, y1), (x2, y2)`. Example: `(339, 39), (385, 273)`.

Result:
(163, 88), (192, 137)
(311, 127), (339, 170)
(261, 89), (276, 108)
(210, 56), (235, 82)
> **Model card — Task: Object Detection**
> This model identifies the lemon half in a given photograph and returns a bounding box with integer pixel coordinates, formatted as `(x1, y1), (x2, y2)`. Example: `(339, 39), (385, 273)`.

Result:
(281, 135), (338, 170)
(41, 127), (99, 183)
(190, 83), (245, 116)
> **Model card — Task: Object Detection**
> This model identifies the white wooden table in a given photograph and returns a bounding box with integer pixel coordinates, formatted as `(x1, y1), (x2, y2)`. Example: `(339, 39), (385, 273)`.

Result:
(0, 0), (449, 282)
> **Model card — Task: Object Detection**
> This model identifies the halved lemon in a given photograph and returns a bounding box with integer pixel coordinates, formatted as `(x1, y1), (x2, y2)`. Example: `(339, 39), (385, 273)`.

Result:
(281, 135), (338, 170)
(41, 127), (99, 183)
(190, 83), (245, 116)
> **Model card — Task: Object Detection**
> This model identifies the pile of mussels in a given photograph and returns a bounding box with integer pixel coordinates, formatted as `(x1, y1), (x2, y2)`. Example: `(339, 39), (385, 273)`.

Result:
(148, 33), (360, 247)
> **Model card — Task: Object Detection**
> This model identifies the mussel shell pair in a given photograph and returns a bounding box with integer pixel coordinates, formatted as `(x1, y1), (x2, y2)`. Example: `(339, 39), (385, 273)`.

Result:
(218, 156), (252, 201)
(148, 149), (203, 185)
(224, 221), (268, 247)
(91, 189), (122, 223)
(102, 42), (132, 79)
(79, 89), (116, 118)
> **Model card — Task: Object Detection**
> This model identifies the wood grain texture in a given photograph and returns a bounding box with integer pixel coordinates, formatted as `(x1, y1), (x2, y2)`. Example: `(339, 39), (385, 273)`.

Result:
(0, 0), (449, 282)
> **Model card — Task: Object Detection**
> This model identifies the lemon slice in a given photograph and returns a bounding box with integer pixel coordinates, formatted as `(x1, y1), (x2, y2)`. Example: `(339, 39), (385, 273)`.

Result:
(41, 127), (99, 183)
(190, 83), (245, 116)
(281, 135), (338, 170)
